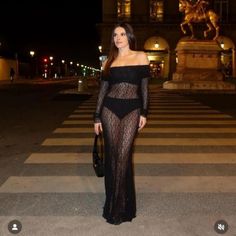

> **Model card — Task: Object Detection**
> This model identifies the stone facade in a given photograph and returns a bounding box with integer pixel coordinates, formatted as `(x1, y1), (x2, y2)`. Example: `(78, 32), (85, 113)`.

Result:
(98, 0), (236, 80)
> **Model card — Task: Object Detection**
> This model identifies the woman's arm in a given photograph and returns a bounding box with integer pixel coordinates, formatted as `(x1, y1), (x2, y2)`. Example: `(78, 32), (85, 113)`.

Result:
(94, 60), (109, 134)
(138, 52), (150, 131)
(94, 79), (109, 123)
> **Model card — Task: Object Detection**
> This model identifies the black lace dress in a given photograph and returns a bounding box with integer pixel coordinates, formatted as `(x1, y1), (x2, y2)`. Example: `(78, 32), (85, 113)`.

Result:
(94, 65), (150, 225)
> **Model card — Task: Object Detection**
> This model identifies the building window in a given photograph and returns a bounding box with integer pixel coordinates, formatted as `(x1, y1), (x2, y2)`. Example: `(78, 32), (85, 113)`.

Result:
(117, 0), (131, 19)
(214, 0), (229, 22)
(150, 0), (164, 22)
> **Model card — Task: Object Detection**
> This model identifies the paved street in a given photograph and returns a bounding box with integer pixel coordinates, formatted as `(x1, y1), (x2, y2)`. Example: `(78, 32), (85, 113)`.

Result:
(0, 79), (236, 236)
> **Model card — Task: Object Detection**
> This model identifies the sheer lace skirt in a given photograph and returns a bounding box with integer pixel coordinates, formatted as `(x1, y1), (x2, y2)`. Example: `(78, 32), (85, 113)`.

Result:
(101, 106), (139, 225)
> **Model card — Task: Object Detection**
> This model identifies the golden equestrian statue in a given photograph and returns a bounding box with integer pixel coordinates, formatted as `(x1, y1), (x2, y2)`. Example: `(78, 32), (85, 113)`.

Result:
(179, 0), (220, 40)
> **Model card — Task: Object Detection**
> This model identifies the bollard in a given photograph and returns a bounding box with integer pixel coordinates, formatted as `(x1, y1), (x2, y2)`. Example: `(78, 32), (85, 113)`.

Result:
(78, 79), (83, 92)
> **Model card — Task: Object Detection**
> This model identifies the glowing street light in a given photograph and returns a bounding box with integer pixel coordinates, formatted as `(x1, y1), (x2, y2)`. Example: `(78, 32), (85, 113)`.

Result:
(30, 51), (35, 57)
(220, 42), (225, 49)
(98, 45), (102, 53)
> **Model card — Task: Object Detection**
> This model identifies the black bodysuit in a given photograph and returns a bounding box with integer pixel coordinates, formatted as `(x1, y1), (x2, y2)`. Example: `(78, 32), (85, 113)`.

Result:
(94, 65), (149, 225)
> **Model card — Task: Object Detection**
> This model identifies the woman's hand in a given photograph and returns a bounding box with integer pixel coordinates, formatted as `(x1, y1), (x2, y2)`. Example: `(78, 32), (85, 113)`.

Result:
(138, 116), (147, 132)
(94, 123), (103, 135)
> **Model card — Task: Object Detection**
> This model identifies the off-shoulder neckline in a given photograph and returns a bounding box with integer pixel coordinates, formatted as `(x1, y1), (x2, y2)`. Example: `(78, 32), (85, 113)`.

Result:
(110, 64), (149, 69)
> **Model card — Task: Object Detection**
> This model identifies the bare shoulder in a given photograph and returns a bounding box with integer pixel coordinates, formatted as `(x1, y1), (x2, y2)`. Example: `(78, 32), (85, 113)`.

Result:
(135, 51), (149, 65)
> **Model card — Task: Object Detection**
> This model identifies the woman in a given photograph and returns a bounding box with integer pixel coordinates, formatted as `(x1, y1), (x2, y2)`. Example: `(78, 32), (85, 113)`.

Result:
(94, 22), (150, 225)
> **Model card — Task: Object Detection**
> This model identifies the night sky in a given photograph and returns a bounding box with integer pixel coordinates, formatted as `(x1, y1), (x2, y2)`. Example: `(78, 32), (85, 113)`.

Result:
(0, 0), (103, 67)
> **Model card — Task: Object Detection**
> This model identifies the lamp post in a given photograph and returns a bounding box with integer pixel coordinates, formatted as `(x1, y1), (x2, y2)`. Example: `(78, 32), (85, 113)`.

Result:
(70, 61), (74, 76)
(98, 45), (102, 53)
(29, 50), (35, 79)
(49, 56), (54, 78)
(98, 45), (107, 79)
(61, 59), (66, 77)
(98, 45), (105, 79)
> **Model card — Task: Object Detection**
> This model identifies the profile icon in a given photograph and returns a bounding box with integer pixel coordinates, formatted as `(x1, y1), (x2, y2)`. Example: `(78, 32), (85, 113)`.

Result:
(12, 223), (18, 231)
(8, 220), (22, 234)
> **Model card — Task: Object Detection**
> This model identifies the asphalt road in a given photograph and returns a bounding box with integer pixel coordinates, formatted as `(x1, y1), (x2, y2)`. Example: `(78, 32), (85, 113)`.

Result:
(0, 80), (92, 180)
(1, 80), (236, 236)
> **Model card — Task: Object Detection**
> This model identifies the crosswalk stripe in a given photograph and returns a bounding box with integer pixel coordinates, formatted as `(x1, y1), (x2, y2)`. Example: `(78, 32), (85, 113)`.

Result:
(54, 127), (236, 133)
(74, 106), (211, 112)
(73, 110), (222, 114)
(148, 110), (222, 113)
(68, 114), (231, 118)
(67, 115), (92, 118)
(41, 138), (236, 146)
(74, 105), (211, 113)
(63, 120), (92, 124)
(149, 114), (232, 118)
(62, 120), (236, 125)
(1, 176), (235, 193)
(25, 153), (92, 163)
(54, 128), (93, 133)
(146, 120), (236, 124)
(148, 105), (211, 107)
(141, 127), (236, 133)
(25, 153), (236, 164)
(150, 102), (203, 104)
(134, 153), (236, 163)
(76, 107), (95, 109)
(73, 109), (94, 112)
(78, 100), (204, 104)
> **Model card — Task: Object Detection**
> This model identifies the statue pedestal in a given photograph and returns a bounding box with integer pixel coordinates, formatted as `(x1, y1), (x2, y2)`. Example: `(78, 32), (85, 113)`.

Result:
(163, 40), (235, 90)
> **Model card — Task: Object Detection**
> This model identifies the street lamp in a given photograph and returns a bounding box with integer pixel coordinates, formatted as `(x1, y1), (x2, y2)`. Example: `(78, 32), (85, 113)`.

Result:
(48, 56), (54, 78)
(220, 41), (225, 49)
(98, 45), (102, 53)
(61, 59), (67, 77)
(29, 50), (36, 78)
(30, 51), (35, 57)
(154, 42), (160, 49)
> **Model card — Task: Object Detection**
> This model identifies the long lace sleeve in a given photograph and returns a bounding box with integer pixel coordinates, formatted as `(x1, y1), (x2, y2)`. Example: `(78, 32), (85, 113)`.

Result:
(94, 76), (109, 123)
(140, 66), (150, 117)
(140, 77), (149, 117)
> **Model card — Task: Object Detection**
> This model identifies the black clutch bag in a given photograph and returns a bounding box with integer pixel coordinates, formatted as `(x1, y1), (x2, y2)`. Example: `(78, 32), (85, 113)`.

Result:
(92, 134), (104, 177)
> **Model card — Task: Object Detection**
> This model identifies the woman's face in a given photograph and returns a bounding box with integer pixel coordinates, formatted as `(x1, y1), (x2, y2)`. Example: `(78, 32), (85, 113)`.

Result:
(113, 26), (129, 49)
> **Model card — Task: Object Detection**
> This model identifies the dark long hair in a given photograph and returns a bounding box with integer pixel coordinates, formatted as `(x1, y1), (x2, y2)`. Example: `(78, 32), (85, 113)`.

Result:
(104, 22), (137, 75)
